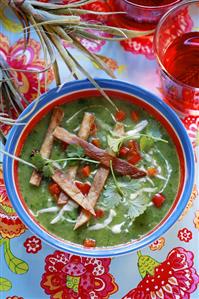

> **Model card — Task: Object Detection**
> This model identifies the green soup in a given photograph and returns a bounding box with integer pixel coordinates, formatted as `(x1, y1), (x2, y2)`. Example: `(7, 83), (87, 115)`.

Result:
(18, 97), (180, 247)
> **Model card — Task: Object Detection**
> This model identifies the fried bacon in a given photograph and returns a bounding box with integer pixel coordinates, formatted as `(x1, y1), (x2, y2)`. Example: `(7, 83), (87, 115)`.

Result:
(78, 112), (95, 140)
(74, 167), (109, 229)
(52, 170), (95, 216)
(74, 123), (125, 230)
(57, 112), (95, 205)
(57, 166), (77, 206)
(30, 107), (64, 186)
(53, 127), (146, 178)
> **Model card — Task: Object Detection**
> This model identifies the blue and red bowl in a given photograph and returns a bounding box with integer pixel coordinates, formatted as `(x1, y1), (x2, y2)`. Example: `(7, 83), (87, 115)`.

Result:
(3, 79), (194, 257)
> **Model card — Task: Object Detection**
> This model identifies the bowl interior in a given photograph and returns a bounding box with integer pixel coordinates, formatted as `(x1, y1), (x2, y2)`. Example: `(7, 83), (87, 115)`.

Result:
(3, 79), (194, 257)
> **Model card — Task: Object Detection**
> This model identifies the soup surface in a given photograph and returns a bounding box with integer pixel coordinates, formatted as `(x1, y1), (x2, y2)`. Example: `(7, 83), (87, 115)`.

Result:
(18, 97), (180, 247)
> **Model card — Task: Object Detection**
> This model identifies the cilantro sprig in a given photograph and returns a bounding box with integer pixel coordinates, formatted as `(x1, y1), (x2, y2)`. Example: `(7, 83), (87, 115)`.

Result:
(30, 146), (99, 178)
(107, 119), (168, 154)
(66, 144), (84, 158)
(105, 163), (153, 220)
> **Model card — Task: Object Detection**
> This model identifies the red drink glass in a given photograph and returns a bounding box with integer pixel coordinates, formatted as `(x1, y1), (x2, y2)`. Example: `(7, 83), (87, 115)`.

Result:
(154, 0), (199, 116)
(115, 0), (181, 26)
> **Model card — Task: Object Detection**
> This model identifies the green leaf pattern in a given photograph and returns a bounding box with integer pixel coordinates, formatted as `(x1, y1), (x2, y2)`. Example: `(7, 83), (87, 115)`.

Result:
(137, 251), (160, 278)
(0, 277), (12, 291)
(4, 239), (29, 274)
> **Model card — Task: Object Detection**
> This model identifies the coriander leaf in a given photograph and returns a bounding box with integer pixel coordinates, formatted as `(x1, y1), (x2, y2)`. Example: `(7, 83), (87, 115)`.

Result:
(101, 185), (122, 210)
(120, 177), (141, 192)
(140, 136), (154, 152)
(43, 164), (54, 178)
(107, 120), (149, 153)
(31, 152), (45, 171)
(107, 135), (123, 153)
(146, 120), (162, 139)
(66, 144), (84, 158)
(127, 195), (149, 219)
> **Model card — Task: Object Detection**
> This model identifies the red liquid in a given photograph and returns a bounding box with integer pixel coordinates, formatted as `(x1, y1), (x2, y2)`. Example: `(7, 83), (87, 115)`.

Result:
(163, 32), (199, 88)
(128, 0), (179, 6)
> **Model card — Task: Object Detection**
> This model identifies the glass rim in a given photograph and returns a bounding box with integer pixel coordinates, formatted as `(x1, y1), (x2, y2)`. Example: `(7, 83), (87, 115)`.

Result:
(154, 0), (199, 90)
(123, 0), (181, 10)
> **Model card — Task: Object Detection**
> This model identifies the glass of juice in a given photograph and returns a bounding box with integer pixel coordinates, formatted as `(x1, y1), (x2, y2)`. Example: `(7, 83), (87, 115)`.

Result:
(154, 0), (199, 116)
(115, 0), (182, 26)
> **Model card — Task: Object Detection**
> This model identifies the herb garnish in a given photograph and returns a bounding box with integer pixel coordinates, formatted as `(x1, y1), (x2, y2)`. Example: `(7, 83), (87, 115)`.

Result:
(30, 150), (99, 178)
(104, 165), (154, 220)
(107, 120), (168, 154)
(66, 144), (84, 158)
(127, 195), (149, 219)
(107, 134), (167, 154)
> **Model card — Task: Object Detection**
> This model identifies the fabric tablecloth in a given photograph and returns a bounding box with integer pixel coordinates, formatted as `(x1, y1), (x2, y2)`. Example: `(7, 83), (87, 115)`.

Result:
(0, 2), (199, 299)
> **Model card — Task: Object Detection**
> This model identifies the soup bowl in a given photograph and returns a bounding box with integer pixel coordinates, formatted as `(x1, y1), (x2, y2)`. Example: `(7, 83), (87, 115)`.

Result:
(3, 79), (194, 257)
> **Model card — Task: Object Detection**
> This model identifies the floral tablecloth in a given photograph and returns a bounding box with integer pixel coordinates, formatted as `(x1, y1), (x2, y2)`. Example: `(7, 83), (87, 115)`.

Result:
(0, 2), (199, 299)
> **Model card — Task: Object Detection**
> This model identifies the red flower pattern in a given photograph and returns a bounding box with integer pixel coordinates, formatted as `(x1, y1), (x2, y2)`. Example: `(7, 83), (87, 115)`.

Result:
(178, 228), (193, 243)
(0, 168), (26, 239)
(79, 30), (109, 53)
(6, 297), (24, 299)
(0, 33), (53, 103)
(123, 247), (199, 299)
(182, 116), (199, 149)
(120, 35), (154, 60)
(41, 251), (118, 299)
(23, 235), (42, 254)
(82, 0), (110, 23)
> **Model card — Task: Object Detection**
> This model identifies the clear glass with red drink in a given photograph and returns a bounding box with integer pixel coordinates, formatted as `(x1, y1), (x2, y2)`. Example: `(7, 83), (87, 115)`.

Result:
(154, 0), (199, 115)
(115, 0), (181, 26)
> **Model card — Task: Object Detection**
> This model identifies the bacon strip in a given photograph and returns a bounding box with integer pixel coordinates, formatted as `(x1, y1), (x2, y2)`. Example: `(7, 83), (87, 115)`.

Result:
(52, 170), (95, 216)
(30, 107), (64, 186)
(53, 127), (146, 178)
(74, 167), (109, 229)
(78, 112), (95, 140)
(57, 112), (95, 205)
(57, 166), (77, 206)
(74, 123), (125, 230)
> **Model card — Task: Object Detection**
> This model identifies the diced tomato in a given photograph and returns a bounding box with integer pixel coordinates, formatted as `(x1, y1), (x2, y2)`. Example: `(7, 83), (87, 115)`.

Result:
(128, 140), (139, 151)
(127, 141), (141, 164)
(92, 138), (101, 148)
(75, 181), (91, 195)
(127, 153), (141, 165)
(49, 182), (61, 196)
(131, 111), (139, 122)
(119, 146), (129, 158)
(61, 141), (68, 151)
(83, 238), (96, 248)
(152, 193), (166, 208)
(95, 209), (105, 219)
(81, 165), (91, 177)
(147, 167), (158, 177)
(90, 122), (97, 135)
(115, 110), (126, 122)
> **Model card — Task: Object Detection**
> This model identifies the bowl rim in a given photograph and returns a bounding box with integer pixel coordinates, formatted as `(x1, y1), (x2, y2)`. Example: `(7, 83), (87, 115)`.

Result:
(3, 78), (195, 257)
